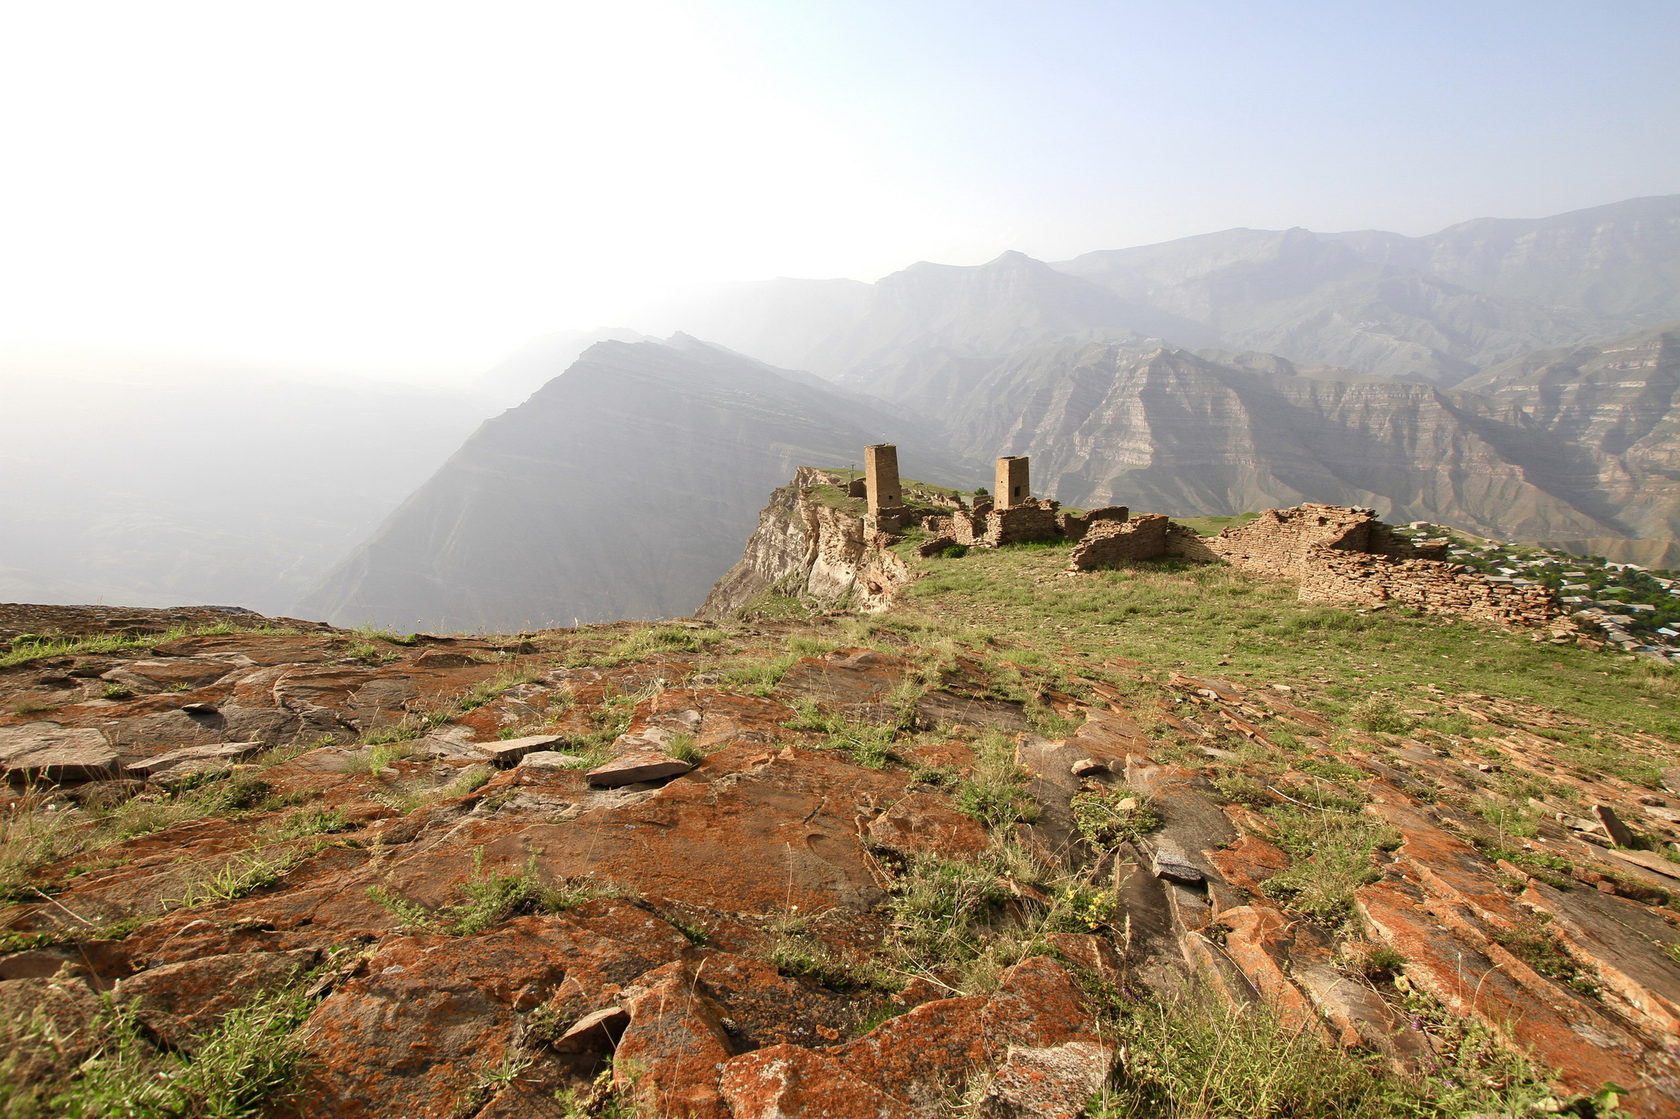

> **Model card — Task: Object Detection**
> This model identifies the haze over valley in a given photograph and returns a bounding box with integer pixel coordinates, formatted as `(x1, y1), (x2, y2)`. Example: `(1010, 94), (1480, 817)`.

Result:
(4, 2), (1678, 630)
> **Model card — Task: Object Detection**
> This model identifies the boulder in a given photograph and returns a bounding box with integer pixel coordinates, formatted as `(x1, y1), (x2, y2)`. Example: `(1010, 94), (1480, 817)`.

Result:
(113, 949), (317, 1053)
(720, 1044), (914, 1118)
(866, 791), (988, 859)
(614, 963), (733, 1118)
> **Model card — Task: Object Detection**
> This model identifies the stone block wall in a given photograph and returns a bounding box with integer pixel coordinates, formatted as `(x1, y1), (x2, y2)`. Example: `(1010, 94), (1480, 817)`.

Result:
(1058, 505), (1129, 541)
(985, 499), (1062, 545)
(1061, 500), (1571, 634)
(1067, 515), (1169, 567)
(1203, 504), (1412, 578)
(1303, 548), (1571, 630)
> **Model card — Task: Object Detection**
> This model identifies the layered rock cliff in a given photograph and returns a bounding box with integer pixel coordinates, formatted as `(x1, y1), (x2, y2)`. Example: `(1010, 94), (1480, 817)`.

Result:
(299, 339), (969, 631)
(699, 467), (915, 618)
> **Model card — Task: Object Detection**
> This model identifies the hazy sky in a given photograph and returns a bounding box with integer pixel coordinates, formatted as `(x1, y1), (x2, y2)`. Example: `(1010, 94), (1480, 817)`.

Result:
(3, 0), (1677, 376)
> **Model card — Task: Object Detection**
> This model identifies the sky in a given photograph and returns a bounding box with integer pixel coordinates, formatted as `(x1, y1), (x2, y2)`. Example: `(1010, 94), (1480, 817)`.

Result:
(3, 0), (1677, 378)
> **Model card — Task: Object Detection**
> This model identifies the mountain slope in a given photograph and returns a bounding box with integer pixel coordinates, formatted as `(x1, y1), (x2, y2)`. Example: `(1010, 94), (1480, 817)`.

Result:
(298, 337), (969, 630)
(1459, 322), (1680, 566)
(947, 343), (1624, 542)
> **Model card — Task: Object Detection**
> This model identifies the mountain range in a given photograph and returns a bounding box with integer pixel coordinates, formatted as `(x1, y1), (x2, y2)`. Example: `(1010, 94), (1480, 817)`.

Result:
(304, 195), (1680, 631)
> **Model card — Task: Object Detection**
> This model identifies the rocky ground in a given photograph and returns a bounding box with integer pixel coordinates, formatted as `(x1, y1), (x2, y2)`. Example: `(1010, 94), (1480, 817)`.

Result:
(2, 576), (1680, 1116)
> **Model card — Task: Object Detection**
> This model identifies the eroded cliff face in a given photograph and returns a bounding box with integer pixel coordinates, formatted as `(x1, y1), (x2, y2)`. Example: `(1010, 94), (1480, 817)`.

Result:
(698, 468), (914, 618)
(950, 343), (1643, 549)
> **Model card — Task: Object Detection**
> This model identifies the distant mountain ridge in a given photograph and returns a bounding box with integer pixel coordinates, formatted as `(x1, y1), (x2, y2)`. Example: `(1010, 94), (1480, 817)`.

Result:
(304, 196), (1680, 629)
(654, 195), (1680, 390)
(298, 337), (969, 630)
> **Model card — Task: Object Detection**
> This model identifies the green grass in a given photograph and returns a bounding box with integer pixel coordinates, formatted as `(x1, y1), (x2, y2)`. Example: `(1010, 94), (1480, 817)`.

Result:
(457, 668), (544, 711)
(1, 623), (301, 669)
(1, 772), (300, 902)
(900, 545), (1680, 753)
(28, 980), (318, 1118)
(163, 849), (303, 910)
(1089, 982), (1557, 1119)
(368, 853), (617, 936)
(719, 651), (798, 695)
(1071, 785), (1162, 848)
(953, 729), (1039, 828)
(1174, 512), (1262, 537)
(565, 625), (724, 668)
(1259, 807), (1400, 930)
(343, 740), (418, 776)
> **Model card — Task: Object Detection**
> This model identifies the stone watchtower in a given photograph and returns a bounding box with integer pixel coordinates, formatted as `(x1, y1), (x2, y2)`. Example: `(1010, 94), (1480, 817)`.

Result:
(994, 456), (1030, 509)
(865, 444), (903, 516)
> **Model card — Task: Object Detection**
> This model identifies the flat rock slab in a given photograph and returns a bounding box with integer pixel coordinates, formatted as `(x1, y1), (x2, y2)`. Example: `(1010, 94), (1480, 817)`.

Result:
(477, 735), (569, 767)
(127, 741), (265, 779)
(517, 750), (585, 770)
(0, 724), (120, 783)
(586, 749), (694, 788)
(552, 1005), (629, 1054)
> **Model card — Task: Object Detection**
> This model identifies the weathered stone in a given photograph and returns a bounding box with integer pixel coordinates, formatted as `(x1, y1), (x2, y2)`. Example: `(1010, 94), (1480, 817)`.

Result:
(829, 957), (1097, 1116)
(975, 1040), (1113, 1119)
(1592, 804), (1637, 846)
(584, 748), (694, 787)
(114, 949), (317, 1053)
(291, 922), (569, 1119)
(518, 750), (585, 770)
(614, 963), (733, 1119)
(0, 724), (120, 783)
(866, 791), (989, 859)
(1603, 845), (1680, 882)
(0, 975), (106, 1089)
(477, 734), (569, 767)
(720, 1044), (914, 1119)
(127, 740), (266, 779)
(551, 1005), (629, 1054)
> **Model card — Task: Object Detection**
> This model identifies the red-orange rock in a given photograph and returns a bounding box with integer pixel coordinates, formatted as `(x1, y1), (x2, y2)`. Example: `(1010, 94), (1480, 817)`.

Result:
(719, 1044), (914, 1119)
(866, 791), (989, 859)
(614, 962), (734, 1119)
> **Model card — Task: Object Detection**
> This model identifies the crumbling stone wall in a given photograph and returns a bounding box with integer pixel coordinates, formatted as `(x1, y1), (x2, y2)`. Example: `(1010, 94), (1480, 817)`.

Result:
(1057, 505), (1129, 541)
(1067, 515), (1169, 567)
(1063, 501), (1571, 633)
(936, 498), (1063, 548)
(1068, 517), (1218, 569)
(1201, 504), (1412, 578)
(1304, 549), (1570, 631)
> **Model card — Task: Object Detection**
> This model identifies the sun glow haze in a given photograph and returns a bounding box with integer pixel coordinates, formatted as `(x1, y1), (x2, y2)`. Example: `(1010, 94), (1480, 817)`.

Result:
(2, 0), (1677, 376)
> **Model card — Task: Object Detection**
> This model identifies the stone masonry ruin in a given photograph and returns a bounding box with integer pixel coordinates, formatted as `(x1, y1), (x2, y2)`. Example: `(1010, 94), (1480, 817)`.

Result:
(849, 448), (1573, 635)
(993, 455), (1030, 509)
(1069, 503), (1574, 633)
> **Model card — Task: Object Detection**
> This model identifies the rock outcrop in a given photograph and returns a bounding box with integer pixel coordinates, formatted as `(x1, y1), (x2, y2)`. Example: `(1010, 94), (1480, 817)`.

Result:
(699, 468), (919, 618)
(5, 504), (1679, 1115)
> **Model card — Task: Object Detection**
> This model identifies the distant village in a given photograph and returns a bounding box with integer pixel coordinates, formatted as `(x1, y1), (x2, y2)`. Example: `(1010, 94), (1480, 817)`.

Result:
(1398, 523), (1680, 664)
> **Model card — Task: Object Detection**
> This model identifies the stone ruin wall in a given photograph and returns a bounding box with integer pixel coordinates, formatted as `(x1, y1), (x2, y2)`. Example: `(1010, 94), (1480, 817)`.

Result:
(1301, 548), (1570, 630)
(1068, 515), (1218, 568)
(1067, 502), (1572, 633)
(775, 462), (1569, 635)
